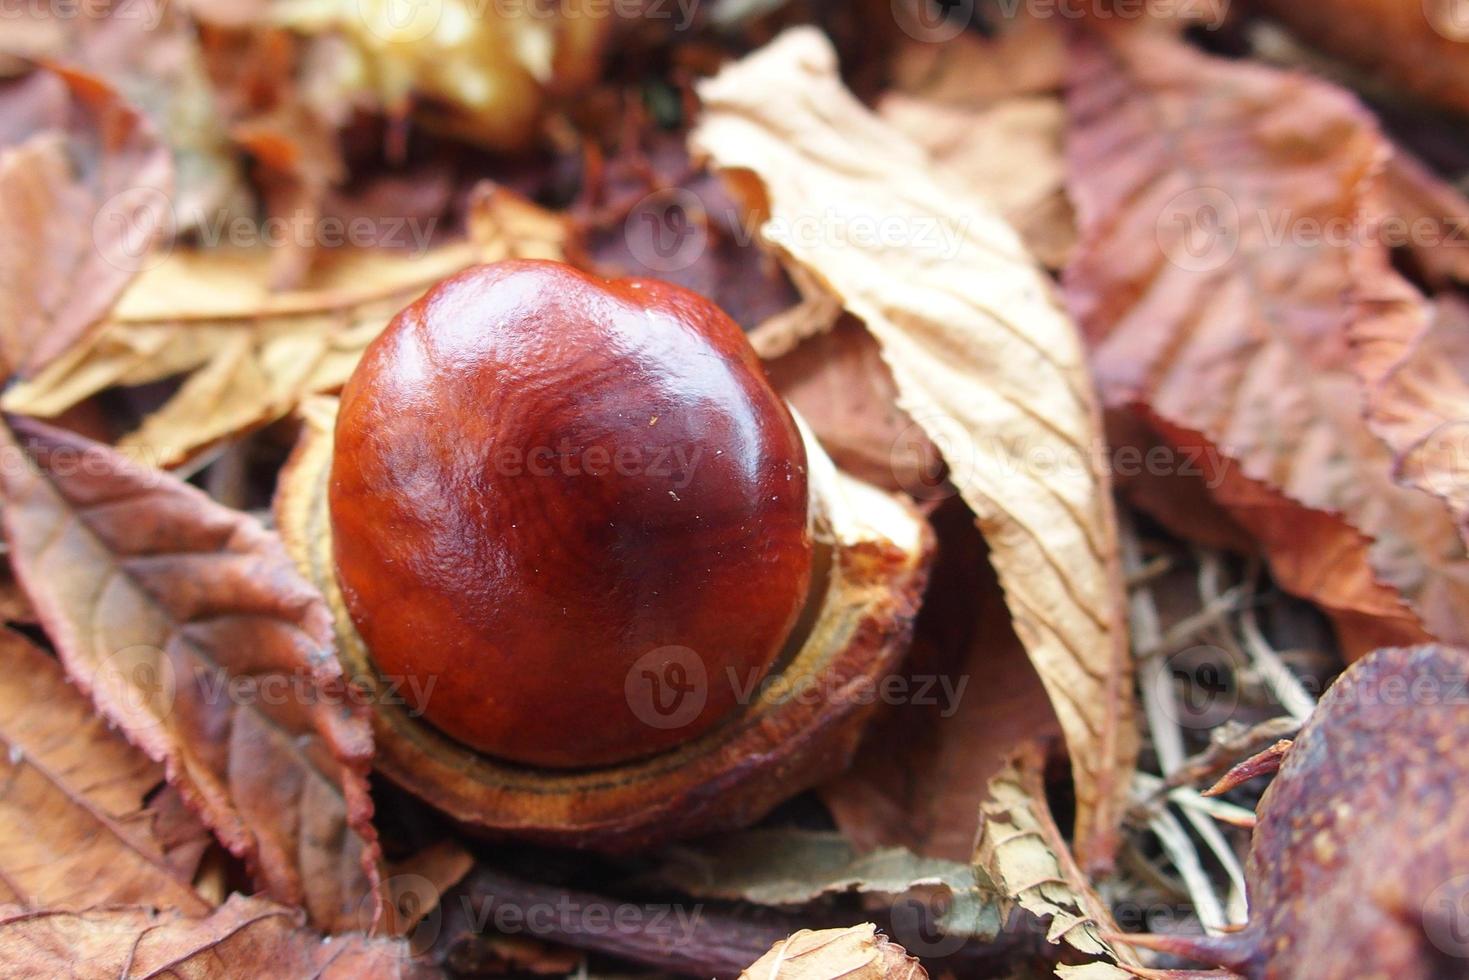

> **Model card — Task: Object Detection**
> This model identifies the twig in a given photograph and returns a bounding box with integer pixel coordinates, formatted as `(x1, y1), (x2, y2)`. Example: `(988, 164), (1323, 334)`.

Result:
(1161, 716), (1303, 793)
(1120, 514), (1186, 775)
(1238, 604), (1316, 724)
(1146, 803), (1227, 934)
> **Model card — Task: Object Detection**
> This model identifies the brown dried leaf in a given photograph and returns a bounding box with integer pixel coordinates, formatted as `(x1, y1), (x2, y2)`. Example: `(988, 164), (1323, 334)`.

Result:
(0, 630), (210, 912)
(765, 317), (931, 494)
(0, 3), (245, 229)
(0, 893), (430, 979)
(0, 418), (382, 933)
(820, 505), (1061, 861)
(1350, 296), (1469, 549)
(1063, 28), (1469, 648)
(738, 924), (926, 980)
(1252, 0), (1469, 114)
(693, 27), (1137, 869)
(2, 186), (568, 467)
(0, 66), (171, 379)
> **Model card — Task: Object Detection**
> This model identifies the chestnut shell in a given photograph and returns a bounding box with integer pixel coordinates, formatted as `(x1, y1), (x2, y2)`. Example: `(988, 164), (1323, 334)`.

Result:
(328, 261), (813, 768)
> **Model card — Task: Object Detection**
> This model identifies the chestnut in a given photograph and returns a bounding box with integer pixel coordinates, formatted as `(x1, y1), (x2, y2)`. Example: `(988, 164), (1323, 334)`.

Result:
(279, 260), (932, 849)
(328, 260), (813, 768)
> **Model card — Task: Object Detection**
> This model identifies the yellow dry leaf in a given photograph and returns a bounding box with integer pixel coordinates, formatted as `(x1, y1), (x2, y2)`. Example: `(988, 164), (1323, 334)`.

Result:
(692, 28), (1136, 869)
(3, 186), (569, 467)
(738, 925), (925, 980)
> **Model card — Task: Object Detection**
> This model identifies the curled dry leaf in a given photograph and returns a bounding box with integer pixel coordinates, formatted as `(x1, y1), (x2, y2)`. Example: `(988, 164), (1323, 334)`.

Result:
(738, 924), (926, 980)
(1350, 291), (1469, 550)
(975, 748), (1135, 974)
(3, 185), (568, 467)
(0, 629), (210, 913)
(0, 65), (171, 380)
(0, 893), (429, 979)
(1063, 28), (1466, 651)
(1251, 0), (1469, 114)
(0, 418), (382, 933)
(692, 27), (1136, 869)
(1349, 160), (1469, 549)
(1126, 645), (1469, 979)
(651, 828), (1001, 944)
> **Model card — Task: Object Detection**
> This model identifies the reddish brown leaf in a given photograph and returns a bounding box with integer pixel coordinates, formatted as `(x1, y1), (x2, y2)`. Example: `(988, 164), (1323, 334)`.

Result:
(1348, 163), (1469, 553)
(0, 629), (210, 912)
(1063, 28), (1467, 650)
(0, 417), (382, 933)
(0, 66), (171, 379)
(0, 893), (431, 978)
(765, 317), (935, 495)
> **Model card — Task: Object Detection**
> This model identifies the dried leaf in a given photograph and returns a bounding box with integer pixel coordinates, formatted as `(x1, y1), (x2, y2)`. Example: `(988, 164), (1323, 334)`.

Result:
(738, 925), (926, 980)
(0, 893), (429, 978)
(1350, 296), (1469, 548)
(820, 505), (1061, 862)
(0, 630), (210, 913)
(0, 418), (382, 933)
(0, 66), (171, 379)
(3, 185), (568, 467)
(693, 27), (1137, 869)
(1252, 0), (1469, 114)
(0, 3), (246, 230)
(652, 829), (1001, 943)
(574, 120), (805, 334)
(765, 318), (930, 493)
(1063, 28), (1469, 648)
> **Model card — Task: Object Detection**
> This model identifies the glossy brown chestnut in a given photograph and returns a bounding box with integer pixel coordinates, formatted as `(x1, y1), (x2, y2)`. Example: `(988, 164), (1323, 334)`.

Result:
(328, 260), (813, 768)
